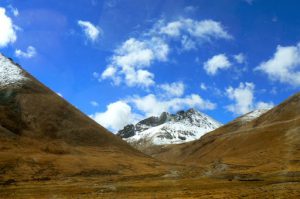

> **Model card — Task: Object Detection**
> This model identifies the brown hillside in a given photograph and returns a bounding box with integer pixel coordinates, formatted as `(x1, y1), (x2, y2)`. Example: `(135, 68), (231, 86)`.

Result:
(1, 54), (299, 198)
(152, 92), (300, 178)
(0, 55), (167, 183)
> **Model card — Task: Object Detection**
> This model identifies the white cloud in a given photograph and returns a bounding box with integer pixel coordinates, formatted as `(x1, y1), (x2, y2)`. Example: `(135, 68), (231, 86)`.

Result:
(255, 101), (274, 110)
(159, 82), (185, 97)
(204, 54), (231, 75)
(181, 35), (196, 51)
(234, 53), (246, 64)
(124, 68), (154, 87)
(158, 19), (232, 41)
(200, 83), (207, 90)
(101, 65), (119, 83)
(56, 92), (63, 97)
(185, 19), (232, 40)
(148, 37), (169, 61)
(101, 37), (168, 87)
(90, 101), (99, 107)
(160, 21), (183, 37)
(90, 101), (141, 132)
(255, 43), (300, 87)
(101, 17), (231, 87)
(0, 7), (17, 48)
(113, 38), (157, 68)
(90, 83), (216, 131)
(225, 82), (273, 115)
(130, 93), (216, 117)
(15, 46), (37, 58)
(226, 82), (254, 115)
(8, 5), (19, 17)
(78, 20), (101, 42)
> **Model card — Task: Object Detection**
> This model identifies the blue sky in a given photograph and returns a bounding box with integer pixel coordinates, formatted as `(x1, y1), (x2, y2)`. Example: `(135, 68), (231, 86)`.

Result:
(0, 0), (300, 132)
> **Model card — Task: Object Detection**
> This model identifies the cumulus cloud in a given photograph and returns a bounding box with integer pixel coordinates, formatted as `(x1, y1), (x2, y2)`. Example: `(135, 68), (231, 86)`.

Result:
(234, 53), (246, 64)
(130, 93), (216, 117)
(101, 65), (120, 84)
(0, 7), (17, 48)
(101, 17), (232, 88)
(15, 46), (37, 58)
(204, 54), (231, 75)
(90, 101), (141, 132)
(255, 43), (300, 87)
(90, 80), (216, 131)
(255, 101), (274, 110)
(157, 18), (232, 41)
(226, 82), (255, 115)
(200, 83), (207, 90)
(225, 82), (274, 115)
(101, 37), (168, 87)
(78, 20), (101, 42)
(160, 21), (183, 37)
(159, 82), (185, 97)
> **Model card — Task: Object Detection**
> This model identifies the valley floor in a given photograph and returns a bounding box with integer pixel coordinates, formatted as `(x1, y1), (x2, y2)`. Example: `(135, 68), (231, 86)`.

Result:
(1, 174), (300, 198)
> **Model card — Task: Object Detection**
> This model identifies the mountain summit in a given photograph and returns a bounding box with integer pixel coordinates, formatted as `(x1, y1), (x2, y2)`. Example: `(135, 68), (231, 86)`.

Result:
(117, 108), (222, 146)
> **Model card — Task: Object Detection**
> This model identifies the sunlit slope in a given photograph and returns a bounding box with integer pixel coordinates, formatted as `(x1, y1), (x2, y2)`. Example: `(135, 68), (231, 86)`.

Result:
(153, 92), (300, 176)
(0, 54), (166, 182)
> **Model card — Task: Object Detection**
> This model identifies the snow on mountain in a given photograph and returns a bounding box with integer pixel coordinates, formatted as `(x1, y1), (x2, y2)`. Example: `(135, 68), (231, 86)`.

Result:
(117, 109), (222, 145)
(0, 53), (27, 87)
(238, 109), (269, 122)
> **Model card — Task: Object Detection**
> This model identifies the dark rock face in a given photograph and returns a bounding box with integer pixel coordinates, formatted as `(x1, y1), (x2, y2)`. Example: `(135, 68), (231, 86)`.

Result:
(117, 124), (135, 138)
(139, 112), (170, 126)
(117, 108), (220, 140)
(117, 112), (172, 139)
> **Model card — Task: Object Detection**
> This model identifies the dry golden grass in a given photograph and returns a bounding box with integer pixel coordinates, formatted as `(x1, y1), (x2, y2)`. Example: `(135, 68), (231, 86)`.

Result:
(1, 173), (300, 198)
(0, 58), (299, 198)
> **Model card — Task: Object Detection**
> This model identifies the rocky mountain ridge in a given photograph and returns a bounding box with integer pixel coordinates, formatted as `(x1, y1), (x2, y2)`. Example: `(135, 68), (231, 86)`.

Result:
(117, 108), (222, 145)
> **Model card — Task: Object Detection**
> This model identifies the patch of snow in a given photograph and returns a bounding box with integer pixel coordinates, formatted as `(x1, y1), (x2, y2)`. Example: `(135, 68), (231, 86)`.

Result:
(123, 109), (222, 145)
(239, 109), (269, 122)
(0, 54), (27, 87)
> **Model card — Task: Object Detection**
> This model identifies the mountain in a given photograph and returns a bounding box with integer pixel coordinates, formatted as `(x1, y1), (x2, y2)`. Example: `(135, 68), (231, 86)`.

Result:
(151, 92), (300, 179)
(0, 54), (166, 183)
(1, 54), (299, 198)
(117, 109), (222, 149)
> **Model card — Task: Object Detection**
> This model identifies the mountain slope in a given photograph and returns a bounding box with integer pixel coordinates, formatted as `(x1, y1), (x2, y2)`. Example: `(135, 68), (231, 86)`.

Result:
(117, 109), (222, 148)
(151, 93), (300, 177)
(0, 54), (166, 182)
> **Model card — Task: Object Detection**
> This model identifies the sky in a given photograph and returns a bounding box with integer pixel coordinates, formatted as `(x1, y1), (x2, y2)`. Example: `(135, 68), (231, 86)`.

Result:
(0, 0), (300, 132)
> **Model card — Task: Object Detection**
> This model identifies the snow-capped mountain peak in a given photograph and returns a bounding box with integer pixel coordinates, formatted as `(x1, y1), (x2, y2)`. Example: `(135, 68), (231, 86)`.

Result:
(0, 54), (27, 88)
(117, 109), (222, 146)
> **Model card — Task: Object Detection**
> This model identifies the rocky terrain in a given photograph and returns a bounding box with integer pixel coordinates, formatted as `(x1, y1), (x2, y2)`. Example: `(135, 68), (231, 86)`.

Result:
(117, 109), (222, 150)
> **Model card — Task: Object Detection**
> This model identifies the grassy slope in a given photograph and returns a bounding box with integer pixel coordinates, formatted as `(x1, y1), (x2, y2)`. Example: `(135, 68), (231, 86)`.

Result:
(151, 92), (300, 177)
(0, 58), (168, 183)
(1, 57), (299, 198)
